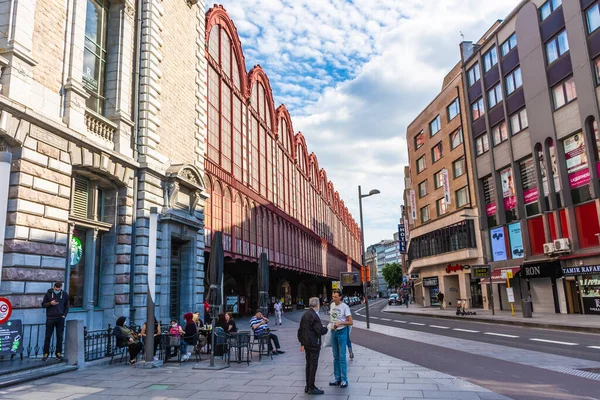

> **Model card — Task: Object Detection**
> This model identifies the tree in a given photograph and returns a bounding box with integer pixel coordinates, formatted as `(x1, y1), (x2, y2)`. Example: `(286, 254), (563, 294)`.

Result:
(381, 262), (403, 291)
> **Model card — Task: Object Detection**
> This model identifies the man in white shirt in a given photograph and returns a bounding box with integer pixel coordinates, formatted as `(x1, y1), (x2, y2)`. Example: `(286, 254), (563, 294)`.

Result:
(328, 290), (352, 388)
(274, 300), (283, 325)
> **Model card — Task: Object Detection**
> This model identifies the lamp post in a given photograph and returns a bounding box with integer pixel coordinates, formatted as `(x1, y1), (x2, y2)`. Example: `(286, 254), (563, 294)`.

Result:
(358, 186), (380, 329)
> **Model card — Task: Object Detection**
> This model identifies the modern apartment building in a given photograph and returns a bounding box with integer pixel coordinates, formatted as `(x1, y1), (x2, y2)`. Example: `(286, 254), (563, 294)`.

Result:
(368, 237), (402, 297)
(0, 0), (209, 330)
(405, 62), (485, 309)
(461, 0), (600, 316)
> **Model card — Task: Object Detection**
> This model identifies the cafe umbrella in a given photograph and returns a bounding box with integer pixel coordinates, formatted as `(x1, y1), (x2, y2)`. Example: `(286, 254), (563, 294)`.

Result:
(206, 231), (226, 369)
(257, 252), (270, 317)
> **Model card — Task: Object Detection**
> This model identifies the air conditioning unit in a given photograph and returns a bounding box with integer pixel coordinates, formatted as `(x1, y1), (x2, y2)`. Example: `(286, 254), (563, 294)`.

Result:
(543, 242), (555, 255)
(553, 238), (571, 253)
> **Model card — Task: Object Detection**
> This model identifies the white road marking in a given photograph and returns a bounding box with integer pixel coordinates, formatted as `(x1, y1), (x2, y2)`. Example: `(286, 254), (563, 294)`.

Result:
(355, 307), (366, 313)
(409, 322), (425, 326)
(371, 317), (380, 320)
(588, 346), (600, 350)
(453, 328), (479, 333)
(484, 332), (519, 338)
(429, 325), (450, 329)
(530, 338), (578, 346)
(394, 320), (407, 323)
(381, 318), (391, 321)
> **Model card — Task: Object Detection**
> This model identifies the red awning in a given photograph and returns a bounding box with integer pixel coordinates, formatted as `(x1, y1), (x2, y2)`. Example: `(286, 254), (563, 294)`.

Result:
(479, 267), (521, 284)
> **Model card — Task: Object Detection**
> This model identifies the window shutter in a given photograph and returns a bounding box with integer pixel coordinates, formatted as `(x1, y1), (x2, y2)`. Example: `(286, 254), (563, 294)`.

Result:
(72, 176), (89, 219)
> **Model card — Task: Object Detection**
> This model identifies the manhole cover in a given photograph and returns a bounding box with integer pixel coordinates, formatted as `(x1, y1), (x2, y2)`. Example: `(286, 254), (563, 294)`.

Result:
(147, 384), (172, 390)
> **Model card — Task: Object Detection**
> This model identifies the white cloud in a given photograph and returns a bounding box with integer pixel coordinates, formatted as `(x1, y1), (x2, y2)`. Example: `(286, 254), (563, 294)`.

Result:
(212, 0), (521, 247)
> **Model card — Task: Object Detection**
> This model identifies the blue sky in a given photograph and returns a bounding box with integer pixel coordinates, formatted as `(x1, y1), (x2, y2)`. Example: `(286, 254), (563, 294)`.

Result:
(212, 0), (521, 247)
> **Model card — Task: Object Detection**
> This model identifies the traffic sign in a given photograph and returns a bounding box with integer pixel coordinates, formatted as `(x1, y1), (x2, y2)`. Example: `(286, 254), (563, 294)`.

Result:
(0, 298), (13, 325)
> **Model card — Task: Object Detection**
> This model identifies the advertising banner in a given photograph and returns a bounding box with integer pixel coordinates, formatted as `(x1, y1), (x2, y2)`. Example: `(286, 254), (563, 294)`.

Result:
(0, 319), (23, 356)
(500, 167), (516, 211)
(340, 272), (361, 287)
(564, 133), (590, 189)
(483, 176), (496, 216)
(442, 168), (451, 204)
(490, 226), (507, 261)
(409, 190), (417, 221)
(520, 158), (538, 205)
(508, 222), (524, 258)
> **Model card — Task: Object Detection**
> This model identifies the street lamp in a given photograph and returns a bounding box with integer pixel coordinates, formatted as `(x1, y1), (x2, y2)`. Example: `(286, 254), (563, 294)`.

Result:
(358, 185), (380, 329)
(460, 213), (494, 315)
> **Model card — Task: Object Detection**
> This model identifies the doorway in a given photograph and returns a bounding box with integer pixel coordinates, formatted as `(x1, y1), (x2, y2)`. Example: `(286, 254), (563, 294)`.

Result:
(566, 280), (582, 314)
(470, 280), (483, 308)
(170, 241), (183, 320)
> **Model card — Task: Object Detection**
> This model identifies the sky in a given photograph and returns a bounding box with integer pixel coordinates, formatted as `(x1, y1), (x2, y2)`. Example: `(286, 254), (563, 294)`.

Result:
(211, 0), (521, 248)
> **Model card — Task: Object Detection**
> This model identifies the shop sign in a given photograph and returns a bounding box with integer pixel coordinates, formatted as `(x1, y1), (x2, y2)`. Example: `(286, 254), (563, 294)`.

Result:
(508, 222), (524, 259)
(423, 276), (439, 287)
(442, 168), (451, 204)
(445, 264), (465, 273)
(70, 236), (83, 266)
(564, 132), (590, 189)
(410, 273), (420, 279)
(472, 266), (490, 279)
(521, 261), (562, 279)
(582, 297), (600, 315)
(0, 319), (23, 356)
(562, 265), (600, 276)
(490, 226), (507, 262)
(226, 296), (239, 314)
(520, 158), (539, 205)
(340, 272), (361, 287)
(483, 176), (496, 216)
(332, 281), (340, 290)
(409, 190), (417, 221)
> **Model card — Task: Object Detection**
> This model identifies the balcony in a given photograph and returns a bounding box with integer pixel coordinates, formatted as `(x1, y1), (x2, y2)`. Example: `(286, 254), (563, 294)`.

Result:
(84, 109), (116, 146)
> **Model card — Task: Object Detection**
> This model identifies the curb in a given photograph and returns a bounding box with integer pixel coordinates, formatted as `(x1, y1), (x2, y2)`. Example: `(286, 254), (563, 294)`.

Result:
(383, 308), (600, 334)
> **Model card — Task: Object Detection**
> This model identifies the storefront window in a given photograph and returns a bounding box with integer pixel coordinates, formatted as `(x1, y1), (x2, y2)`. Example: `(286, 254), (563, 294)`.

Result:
(580, 275), (600, 315)
(69, 229), (101, 308)
(482, 175), (497, 227)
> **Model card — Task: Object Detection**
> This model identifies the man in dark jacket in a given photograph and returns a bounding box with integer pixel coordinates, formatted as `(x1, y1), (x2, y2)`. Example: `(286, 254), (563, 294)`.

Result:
(41, 282), (69, 361)
(298, 297), (328, 395)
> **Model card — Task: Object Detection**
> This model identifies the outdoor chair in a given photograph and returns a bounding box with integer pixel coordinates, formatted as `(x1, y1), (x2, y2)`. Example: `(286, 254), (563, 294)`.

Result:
(229, 331), (250, 365)
(213, 329), (231, 365)
(164, 334), (183, 363)
(109, 342), (128, 365)
(249, 330), (272, 361)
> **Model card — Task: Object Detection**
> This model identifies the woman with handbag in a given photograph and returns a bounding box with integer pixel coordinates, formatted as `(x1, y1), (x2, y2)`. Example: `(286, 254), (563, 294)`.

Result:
(114, 316), (143, 365)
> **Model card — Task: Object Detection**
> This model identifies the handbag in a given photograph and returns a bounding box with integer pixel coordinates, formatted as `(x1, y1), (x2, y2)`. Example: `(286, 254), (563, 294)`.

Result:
(169, 335), (181, 347)
(322, 323), (334, 348)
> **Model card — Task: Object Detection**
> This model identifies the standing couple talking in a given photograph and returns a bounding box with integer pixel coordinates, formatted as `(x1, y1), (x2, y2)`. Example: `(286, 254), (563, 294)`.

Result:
(297, 290), (353, 395)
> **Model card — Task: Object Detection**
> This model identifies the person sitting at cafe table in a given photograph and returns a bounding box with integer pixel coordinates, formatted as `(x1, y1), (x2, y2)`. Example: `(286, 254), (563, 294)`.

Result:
(140, 318), (161, 361)
(250, 309), (285, 355)
(114, 316), (143, 365)
(194, 312), (209, 352)
(181, 312), (197, 361)
(225, 312), (237, 333)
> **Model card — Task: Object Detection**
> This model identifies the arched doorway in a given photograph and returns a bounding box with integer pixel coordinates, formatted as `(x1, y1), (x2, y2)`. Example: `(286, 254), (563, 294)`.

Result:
(278, 281), (292, 311)
(297, 282), (308, 308)
(223, 276), (239, 315)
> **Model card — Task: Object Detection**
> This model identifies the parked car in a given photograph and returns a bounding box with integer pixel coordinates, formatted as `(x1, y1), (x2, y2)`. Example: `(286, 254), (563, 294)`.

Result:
(388, 293), (400, 305)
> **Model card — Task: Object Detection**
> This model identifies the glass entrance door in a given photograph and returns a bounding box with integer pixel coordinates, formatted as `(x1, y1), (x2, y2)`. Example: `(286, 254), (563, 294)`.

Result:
(470, 280), (483, 308)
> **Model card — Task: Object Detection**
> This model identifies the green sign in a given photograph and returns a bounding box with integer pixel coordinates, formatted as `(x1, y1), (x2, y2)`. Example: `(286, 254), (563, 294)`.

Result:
(70, 236), (83, 266)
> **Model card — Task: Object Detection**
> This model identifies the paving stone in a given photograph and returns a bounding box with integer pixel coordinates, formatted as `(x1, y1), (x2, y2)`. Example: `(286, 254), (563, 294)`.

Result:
(370, 389), (424, 398)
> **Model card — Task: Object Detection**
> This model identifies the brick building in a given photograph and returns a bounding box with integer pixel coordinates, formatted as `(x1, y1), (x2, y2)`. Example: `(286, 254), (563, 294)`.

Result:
(0, 0), (208, 330)
(405, 62), (485, 309)
(460, 0), (600, 316)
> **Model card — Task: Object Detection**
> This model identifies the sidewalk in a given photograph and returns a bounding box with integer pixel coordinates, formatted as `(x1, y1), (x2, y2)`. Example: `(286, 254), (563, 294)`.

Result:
(384, 304), (600, 333)
(0, 313), (509, 400)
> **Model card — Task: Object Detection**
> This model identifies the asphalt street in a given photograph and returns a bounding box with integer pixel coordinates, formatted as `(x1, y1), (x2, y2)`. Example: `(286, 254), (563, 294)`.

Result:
(285, 299), (600, 400)
(355, 299), (600, 362)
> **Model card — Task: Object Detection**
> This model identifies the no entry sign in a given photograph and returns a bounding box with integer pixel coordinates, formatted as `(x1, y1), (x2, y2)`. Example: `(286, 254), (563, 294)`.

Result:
(0, 297), (13, 324)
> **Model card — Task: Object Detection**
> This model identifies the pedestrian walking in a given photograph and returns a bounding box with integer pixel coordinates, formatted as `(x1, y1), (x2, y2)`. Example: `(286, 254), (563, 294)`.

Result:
(41, 282), (69, 361)
(437, 292), (445, 309)
(403, 293), (409, 308)
(298, 297), (328, 395)
(274, 299), (283, 325)
(347, 325), (354, 359)
(329, 290), (353, 388)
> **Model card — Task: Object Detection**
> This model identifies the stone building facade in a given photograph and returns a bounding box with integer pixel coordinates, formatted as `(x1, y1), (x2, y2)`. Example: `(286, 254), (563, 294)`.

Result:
(0, 0), (208, 331)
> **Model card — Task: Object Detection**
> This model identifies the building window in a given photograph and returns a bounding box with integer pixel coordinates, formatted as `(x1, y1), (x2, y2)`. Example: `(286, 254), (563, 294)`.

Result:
(546, 30), (569, 65)
(471, 98), (485, 120)
(510, 108), (529, 134)
(417, 155), (426, 173)
(456, 186), (470, 207)
(430, 115), (441, 136)
(505, 67), (522, 95)
(476, 134), (489, 156)
(501, 33), (517, 57)
(420, 205), (430, 223)
(415, 131), (424, 150)
(434, 171), (443, 189)
(588, 4), (600, 34)
(552, 76), (577, 109)
(450, 128), (463, 149)
(594, 58), (600, 85)
(487, 84), (503, 109)
(418, 180), (428, 198)
(436, 198), (448, 216)
(447, 98), (460, 121)
(467, 63), (480, 87)
(83, 0), (109, 114)
(541, 0), (562, 21)
(453, 157), (466, 178)
(483, 47), (498, 72)
(432, 142), (443, 163)
(492, 121), (508, 146)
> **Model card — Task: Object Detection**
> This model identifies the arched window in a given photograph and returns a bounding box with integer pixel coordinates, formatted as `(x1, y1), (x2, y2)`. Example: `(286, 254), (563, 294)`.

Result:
(256, 207), (263, 252)
(223, 188), (232, 251)
(234, 194), (242, 253)
(213, 183), (222, 233)
(250, 202), (257, 257)
(205, 177), (212, 246)
(243, 200), (250, 255)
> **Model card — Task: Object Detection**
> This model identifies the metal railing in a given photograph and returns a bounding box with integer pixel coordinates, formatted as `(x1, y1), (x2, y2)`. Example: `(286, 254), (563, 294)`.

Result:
(408, 219), (477, 262)
(0, 323), (61, 361)
(84, 325), (116, 362)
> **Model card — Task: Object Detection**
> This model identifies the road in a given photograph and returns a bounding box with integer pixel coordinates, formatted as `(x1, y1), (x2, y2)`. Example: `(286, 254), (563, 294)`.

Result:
(288, 299), (600, 400)
(354, 299), (600, 362)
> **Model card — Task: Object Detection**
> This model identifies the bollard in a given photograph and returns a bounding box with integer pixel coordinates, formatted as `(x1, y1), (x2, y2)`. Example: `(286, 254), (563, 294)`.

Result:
(65, 319), (85, 368)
